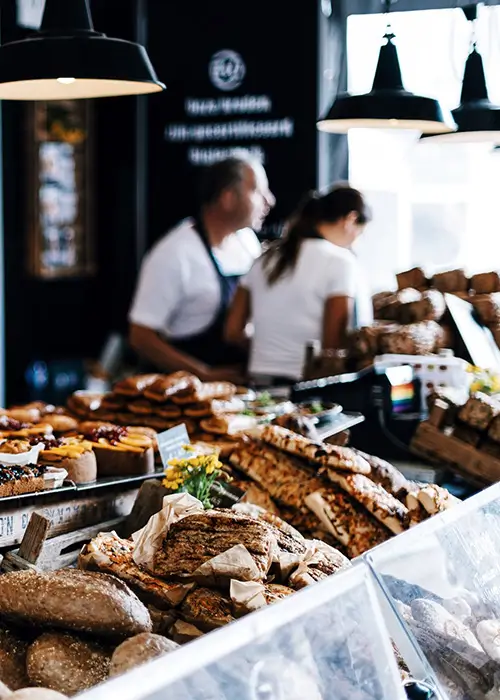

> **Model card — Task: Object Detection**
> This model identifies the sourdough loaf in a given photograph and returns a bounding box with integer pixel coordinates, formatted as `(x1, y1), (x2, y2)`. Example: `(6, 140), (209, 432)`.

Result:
(0, 570), (152, 637)
(109, 633), (179, 678)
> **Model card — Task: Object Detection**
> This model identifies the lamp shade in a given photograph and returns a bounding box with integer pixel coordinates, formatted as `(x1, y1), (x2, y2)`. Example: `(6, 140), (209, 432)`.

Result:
(0, 0), (165, 100)
(421, 48), (500, 144)
(317, 34), (455, 134)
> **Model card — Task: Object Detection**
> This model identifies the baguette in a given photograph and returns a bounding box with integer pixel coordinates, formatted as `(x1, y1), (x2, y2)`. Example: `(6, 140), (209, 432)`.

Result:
(0, 570), (152, 638)
(260, 425), (371, 475)
(321, 470), (410, 534)
(26, 632), (111, 696)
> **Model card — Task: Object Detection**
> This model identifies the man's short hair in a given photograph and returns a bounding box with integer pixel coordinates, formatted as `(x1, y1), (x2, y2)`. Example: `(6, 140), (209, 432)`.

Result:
(198, 151), (260, 206)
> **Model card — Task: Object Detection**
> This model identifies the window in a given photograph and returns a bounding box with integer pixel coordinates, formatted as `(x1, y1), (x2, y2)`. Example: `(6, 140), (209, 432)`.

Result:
(347, 7), (500, 292)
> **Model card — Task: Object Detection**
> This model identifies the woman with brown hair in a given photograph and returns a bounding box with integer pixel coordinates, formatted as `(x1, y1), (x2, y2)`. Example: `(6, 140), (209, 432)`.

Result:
(225, 183), (373, 384)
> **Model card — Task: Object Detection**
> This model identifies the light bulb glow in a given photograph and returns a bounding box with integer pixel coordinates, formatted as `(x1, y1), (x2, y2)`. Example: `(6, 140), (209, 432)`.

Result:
(57, 77), (76, 84)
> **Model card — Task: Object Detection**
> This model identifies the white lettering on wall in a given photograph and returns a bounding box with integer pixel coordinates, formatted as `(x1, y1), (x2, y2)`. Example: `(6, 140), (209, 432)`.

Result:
(165, 118), (295, 143)
(188, 145), (265, 165)
(185, 95), (272, 117)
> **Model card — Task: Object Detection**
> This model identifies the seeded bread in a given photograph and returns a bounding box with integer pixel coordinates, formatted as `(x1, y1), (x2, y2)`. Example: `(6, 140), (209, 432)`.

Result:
(0, 570), (152, 638)
(26, 632), (110, 696)
(0, 627), (30, 690)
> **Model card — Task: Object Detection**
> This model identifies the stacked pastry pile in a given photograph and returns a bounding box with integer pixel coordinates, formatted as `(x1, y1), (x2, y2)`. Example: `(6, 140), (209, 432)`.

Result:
(229, 425), (460, 559)
(394, 582), (500, 700)
(66, 372), (256, 451)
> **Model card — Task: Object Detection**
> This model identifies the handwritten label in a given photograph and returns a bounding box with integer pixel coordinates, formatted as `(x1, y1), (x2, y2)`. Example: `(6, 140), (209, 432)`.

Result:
(209, 481), (244, 509)
(157, 424), (190, 468)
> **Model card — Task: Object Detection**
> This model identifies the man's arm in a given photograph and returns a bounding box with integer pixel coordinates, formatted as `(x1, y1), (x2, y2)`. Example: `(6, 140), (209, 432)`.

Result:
(129, 324), (246, 383)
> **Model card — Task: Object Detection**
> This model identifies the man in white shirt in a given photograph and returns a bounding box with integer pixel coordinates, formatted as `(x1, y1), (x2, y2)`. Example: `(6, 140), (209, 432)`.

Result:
(129, 154), (275, 382)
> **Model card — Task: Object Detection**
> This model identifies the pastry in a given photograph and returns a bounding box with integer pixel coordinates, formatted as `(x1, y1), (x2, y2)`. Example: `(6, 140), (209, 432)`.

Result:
(0, 463), (47, 498)
(199, 414), (258, 436)
(66, 393), (102, 418)
(171, 381), (236, 405)
(127, 400), (155, 416)
(82, 425), (155, 477)
(260, 425), (371, 474)
(29, 436), (97, 484)
(180, 588), (234, 631)
(321, 469), (410, 534)
(0, 417), (53, 439)
(26, 632), (110, 696)
(143, 372), (202, 403)
(153, 405), (183, 420)
(471, 294), (500, 325)
(109, 633), (179, 678)
(113, 374), (160, 398)
(5, 408), (41, 424)
(41, 415), (79, 434)
(0, 569), (152, 637)
(353, 450), (414, 502)
(378, 321), (444, 355)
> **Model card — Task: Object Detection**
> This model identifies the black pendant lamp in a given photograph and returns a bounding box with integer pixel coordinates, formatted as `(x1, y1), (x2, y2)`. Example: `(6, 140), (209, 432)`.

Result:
(422, 4), (500, 144)
(317, 0), (455, 134)
(0, 0), (165, 100)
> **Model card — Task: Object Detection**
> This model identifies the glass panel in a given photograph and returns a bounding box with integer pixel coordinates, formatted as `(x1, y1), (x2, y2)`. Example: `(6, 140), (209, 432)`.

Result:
(80, 565), (405, 700)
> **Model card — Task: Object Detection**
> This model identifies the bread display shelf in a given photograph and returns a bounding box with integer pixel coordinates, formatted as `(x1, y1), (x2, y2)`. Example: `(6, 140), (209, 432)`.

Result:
(0, 474), (158, 549)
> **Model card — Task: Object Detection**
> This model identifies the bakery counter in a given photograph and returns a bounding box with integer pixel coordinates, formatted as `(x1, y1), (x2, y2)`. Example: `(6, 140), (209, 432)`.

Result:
(79, 563), (406, 700)
(363, 481), (500, 700)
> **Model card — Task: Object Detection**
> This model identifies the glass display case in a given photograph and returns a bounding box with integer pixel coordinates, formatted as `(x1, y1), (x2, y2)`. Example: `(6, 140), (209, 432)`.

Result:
(364, 482), (500, 700)
(80, 565), (406, 700)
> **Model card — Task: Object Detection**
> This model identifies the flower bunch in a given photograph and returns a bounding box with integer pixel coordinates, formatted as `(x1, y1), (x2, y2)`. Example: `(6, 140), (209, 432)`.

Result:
(467, 365), (500, 395)
(163, 445), (223, 509)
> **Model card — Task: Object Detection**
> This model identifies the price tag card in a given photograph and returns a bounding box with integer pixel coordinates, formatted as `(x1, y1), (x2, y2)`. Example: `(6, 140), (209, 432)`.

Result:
(209, 480), (245, 509)
(157, 424), (190, 469)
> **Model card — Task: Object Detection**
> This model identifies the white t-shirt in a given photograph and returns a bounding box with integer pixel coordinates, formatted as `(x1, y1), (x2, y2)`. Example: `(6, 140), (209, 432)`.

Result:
(129, 218), (261, 338)
(242, 239), (373, 380)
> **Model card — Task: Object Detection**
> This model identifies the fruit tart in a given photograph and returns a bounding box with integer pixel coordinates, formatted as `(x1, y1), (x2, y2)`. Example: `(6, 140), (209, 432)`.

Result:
(83, 425), (155, 477)
(0, 441), (47, 497)
(28, 435), (97, 484)
(0, 416), (53, 439)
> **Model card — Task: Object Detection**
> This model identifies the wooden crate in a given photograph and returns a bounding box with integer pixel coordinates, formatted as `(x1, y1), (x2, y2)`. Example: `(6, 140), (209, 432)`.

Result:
(411, 420), (500, 487)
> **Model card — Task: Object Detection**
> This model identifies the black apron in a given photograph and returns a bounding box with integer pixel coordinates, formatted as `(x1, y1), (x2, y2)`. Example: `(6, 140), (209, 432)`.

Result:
(170, 219), (247, 366)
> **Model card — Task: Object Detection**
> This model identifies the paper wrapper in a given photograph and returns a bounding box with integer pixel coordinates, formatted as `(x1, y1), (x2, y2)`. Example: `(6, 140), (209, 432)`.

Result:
(230, 579), (267, 616)
(170, 620), (205, 645)
(192, 544), (262, 588)
(132, 493), (204, 569)
(0, 442), (44, 466)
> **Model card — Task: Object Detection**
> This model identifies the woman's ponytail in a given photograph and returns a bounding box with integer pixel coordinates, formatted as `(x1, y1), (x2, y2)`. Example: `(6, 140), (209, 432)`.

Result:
(262, 183), (370, 286)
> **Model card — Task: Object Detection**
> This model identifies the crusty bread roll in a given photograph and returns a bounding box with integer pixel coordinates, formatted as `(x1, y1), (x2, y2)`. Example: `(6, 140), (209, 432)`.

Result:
(27, 632), (110, 696)
(0, 570), (152, 638)
(9, 690), (68, 700)
(397, 267), (428, 291)
(470, 272), (500, 295)
(0, 627), (30, 690)
(109, 633), (179, 678)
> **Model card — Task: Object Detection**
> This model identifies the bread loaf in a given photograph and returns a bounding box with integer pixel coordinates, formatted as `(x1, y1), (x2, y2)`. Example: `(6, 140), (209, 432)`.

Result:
(471, 272), (500, 295)
(0, 570), (152, 638)
(378, 321), (444, 355)
(8, 691), (68, 700)
(432, 270), (469, 294)
(0, 627), (30, 691)
(397, 267), (428, 291)
(109, 633), (179, 678)
(458, 393), (500, 431)
(471, 293), (500, 325)
(26, 633), (110, 696)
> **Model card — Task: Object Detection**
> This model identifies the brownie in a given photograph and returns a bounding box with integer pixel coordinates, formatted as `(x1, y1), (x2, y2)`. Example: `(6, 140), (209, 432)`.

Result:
(458, 393), (500, 431)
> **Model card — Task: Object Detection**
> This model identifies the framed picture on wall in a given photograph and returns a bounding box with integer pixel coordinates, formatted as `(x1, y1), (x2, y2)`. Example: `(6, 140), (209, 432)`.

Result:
(27, 100), (95, 279)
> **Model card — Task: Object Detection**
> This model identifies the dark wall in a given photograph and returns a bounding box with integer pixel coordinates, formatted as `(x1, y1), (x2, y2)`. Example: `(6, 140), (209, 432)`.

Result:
(1, 0), (139, 403)
(145, 0), (323, 246)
